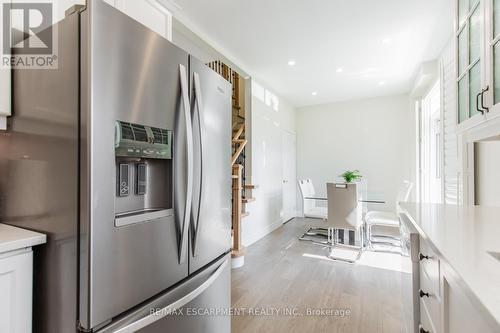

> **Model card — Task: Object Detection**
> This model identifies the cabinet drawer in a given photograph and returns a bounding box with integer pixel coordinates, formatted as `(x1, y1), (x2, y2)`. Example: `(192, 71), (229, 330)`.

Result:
(420, 268), (441, 333)
(420, 302), (437, 333)
(419, 238), (440, 294)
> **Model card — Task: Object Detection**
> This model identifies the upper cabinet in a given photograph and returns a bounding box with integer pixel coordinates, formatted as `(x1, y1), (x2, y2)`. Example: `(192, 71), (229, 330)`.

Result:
(456, 0), (485, 126)
(484, 0), (500, 119)
(57, 1), (172, 41)
(104, 0), (173, 41)
(457, 0), (500, 128)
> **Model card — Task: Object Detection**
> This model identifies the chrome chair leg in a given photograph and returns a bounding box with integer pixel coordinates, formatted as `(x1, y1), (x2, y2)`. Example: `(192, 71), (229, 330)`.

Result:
(366, 223), (402, 250)
(328, 227), (363, 263)
(299, 226), (330, 245)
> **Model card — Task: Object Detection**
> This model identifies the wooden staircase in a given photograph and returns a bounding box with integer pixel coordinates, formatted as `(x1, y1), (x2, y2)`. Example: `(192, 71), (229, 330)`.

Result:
(207, 60), (257, 265)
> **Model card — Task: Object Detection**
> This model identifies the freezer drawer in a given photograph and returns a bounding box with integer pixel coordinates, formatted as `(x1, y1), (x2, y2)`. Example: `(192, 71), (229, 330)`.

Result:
(97, 254), (231, 333)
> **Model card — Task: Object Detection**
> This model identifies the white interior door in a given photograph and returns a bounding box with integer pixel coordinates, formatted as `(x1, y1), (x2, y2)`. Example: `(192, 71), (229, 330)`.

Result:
(281, 130), (296, 222)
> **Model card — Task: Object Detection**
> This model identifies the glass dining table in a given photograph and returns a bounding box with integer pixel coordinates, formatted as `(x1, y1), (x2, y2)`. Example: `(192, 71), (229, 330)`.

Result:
(303, 184), (387, 249)
(305, 192), (386, 205)
(305, 181), (386, 205)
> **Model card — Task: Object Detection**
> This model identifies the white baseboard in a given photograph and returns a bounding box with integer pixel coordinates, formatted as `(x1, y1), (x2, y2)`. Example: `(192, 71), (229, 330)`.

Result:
(242, 218), (283, 247)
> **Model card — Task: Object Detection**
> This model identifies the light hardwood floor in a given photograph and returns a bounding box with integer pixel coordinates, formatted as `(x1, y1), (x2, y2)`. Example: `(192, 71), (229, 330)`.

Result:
(231, 218), (404, 333)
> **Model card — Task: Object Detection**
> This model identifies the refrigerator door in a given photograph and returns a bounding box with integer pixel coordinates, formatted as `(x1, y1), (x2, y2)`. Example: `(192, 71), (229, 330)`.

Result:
(1, 14), (80, 333)
(96, 254), (231, 333)
(189, 56), (232, 273)
(80, 1), (191, 330)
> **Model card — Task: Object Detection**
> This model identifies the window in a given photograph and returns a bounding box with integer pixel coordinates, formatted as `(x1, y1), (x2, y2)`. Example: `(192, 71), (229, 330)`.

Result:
(418, 81), (443, 203)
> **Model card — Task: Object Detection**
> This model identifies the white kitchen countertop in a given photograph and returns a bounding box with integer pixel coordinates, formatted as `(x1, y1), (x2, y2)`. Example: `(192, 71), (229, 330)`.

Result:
(399, 202), (500, 329)
(0, 223), (46, 254)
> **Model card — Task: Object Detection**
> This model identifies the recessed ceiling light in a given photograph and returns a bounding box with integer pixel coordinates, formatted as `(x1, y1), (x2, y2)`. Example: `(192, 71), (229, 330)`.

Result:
(336, 67), (343, 73)
(312, 91), (318, 96)
(382, 37), (392, 44)
(288, 60), (296, 66)
(378, 81), (385, 86)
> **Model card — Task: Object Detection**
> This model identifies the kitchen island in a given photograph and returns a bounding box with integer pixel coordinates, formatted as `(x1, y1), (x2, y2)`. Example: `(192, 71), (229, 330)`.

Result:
(399, 202), (500, 333)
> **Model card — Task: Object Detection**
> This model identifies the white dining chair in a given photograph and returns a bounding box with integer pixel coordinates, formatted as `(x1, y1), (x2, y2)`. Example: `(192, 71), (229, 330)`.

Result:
(298, 179), (328, 243)
(365, 181), (414, 249)
(326, 183), (364, 262)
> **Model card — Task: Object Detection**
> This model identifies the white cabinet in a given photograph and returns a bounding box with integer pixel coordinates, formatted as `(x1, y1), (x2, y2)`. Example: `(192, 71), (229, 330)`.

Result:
(0, 250), (33, 333)
(455, 0), (487, 128)
(0, 224), (46, 333)
(105, 0), (172, 41)
(454, 0), (500, 206)
(441, 263), (496, 333)
(417, 236), (498, 333)
(56, 1), (172, 41)
(456, 0), (500, 128)
(483, 0), (500, 120)
(0, 67), (10, 130)
(419, 237), (442, 333)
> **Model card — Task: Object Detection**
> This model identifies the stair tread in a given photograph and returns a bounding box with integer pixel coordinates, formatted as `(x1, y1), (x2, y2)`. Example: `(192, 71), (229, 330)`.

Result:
(244, 184), (258, 189)
(242, 197), (255, 203)
(241, 212), (250, 217)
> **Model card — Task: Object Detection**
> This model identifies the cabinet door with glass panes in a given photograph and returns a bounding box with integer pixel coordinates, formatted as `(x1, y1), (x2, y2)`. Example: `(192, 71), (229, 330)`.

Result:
(484, 0), (500, 118)
(456, 0), (487, 125)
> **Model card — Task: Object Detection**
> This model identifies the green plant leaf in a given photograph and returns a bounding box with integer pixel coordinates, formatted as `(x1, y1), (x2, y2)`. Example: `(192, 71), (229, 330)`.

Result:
(339, 170), (362, 183)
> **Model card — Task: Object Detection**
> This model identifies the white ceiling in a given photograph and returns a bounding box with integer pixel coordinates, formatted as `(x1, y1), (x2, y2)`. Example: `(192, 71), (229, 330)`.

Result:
(167, 0), (454, 107)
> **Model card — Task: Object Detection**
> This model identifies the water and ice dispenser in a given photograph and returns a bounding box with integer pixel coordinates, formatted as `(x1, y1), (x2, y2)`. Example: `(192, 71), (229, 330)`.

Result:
(114, 121), (173, 227)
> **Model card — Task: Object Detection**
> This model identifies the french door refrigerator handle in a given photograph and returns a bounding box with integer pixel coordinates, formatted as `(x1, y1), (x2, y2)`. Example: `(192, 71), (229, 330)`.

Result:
(107, 259), (229, 333)
(178, 64), (193, 264)
(192, 71), (204, 256)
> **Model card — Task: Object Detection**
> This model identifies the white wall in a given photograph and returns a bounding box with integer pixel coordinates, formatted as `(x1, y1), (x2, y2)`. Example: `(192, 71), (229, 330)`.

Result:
(172, 21), (213, 62)
(474, 141), (500, 207)
(243, 80), (296, 246)
(171, 18), (250, 78)
(296, 94), (413, 213)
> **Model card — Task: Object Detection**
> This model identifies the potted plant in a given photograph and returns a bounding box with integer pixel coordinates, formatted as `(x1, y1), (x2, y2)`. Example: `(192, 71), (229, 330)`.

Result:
(340, 170), (362, 183)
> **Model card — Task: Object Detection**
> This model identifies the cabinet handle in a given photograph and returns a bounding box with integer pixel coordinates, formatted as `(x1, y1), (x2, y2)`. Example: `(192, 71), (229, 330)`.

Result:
(476, 92), (485, 114)
(419, 253), (429, 261)
(480, 86), (490, 113)
(419, 327), (430, 333)
(419, 289), (430, 298)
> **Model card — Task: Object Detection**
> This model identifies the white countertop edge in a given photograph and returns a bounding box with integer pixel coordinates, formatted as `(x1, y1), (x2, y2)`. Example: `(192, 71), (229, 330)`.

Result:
(0, 223), (47, 254)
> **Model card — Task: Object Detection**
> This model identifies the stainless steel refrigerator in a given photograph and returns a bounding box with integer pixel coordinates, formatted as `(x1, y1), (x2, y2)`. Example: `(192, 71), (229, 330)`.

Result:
(0, 1), (232, 332)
